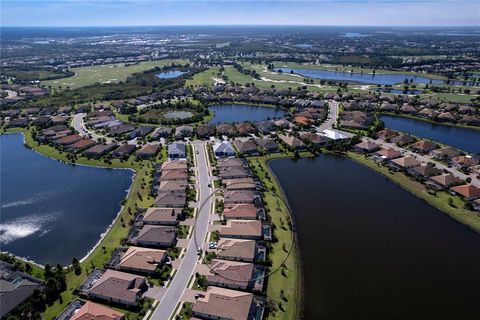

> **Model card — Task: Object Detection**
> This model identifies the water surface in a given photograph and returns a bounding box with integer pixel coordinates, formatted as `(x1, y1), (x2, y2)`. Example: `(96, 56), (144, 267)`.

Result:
(380, 115), (480, 153)
(208, 104), (287, 125)
(270, 155), (480, 320)
(163, 111), (193, 119)
(155, 70), (185, 79)
(0, 133), (133, 265)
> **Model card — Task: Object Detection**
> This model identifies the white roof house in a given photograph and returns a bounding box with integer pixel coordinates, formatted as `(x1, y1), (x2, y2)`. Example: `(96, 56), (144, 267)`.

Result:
(321, 129), (348, 140)
(213, 141), (236, 158)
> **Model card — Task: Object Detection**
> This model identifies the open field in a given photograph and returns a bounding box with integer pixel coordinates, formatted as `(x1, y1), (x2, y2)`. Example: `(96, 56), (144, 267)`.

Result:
(42, 60), (187, 89)
(185, 67), (221, 87)
(6, 128), (161, 319)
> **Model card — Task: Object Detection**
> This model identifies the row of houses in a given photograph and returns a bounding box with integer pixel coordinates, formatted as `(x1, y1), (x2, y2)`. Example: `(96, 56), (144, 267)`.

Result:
(55, 159), (193, 320)
(188, 156), (268, 320)
(353, 138), (480, 210)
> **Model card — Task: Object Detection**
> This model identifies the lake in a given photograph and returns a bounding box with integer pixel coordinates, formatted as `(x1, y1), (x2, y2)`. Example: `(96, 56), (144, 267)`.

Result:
(380, 115), (480, 153)
(275, 67), (444, 85)
(270, 155), (480, 320)
(208, 104), (287, 125)
(155, 70), (185, 79)
(0, 133), (133, 265)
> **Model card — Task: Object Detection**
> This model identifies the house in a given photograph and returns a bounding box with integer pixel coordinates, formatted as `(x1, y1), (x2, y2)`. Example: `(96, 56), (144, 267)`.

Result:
(321, 129), (347, 140)
(192, 287), (263, 320)
(223, 204), (259, 220)
(112, 144), (136, 158)
(299, 132), (329, 147)
(206, 260), (265, 292)
(129, 225), (177, 248)
(84, 143), (117, 158)
(160, 169), (188, 181)
(254, 138), (279, 153)
(428, 174), (463, 190)
(353, 141), (380, 153)
(161, 160), (188, 171)
(218, 158), (247, 169)
(54, 134), (83, 146)
(168, 143), (186, 159)
(376, 129), (398, 141)
(0, 261), (43, 318)
(451, 155), (479, 171)
(430, 147), (461, 160)
(407, 165), (442, 178)
(151, 127), (172, 139)
(154, 192), (186, 208)
(128, 126), (153, 139)
(79, 269), (147, 306)
(66, 139), (96, 151)
(158, 180), (188, 194)
(374, 148), (402, 161)
(215, 239), (262, 262)
(235, 122), (255, 135)
(389, 156), (421, 170)
(278, 134), (306, 150)
(6, 117), (29, 128)
(220, 220), (263, 240)
(216, 124), (237, 136)
(32, 115), (52, 127)
(175, 125), (193, 139)
(56, 300), (124, 320)
(223, 178), (257, 191)
(233, 140), (258, 155)
(196, 125), (215, 138)
(450, 184), (480, 201)
(109, 124), (135, 136)
(137, 144), (160, 159)
(139, 208), (183, 225)
(112, 246), (167, 274)
(390, 134), (415, 147)
(219, 166), (250, 179)
(411, 140), (438, 154)
(256, 120), (276, 133)
(213, 141), (236, 158)
(224, 190), (259, 205)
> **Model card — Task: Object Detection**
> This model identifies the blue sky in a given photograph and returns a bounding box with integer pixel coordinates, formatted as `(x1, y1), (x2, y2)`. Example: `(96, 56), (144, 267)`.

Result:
(1, 0), (479, 27)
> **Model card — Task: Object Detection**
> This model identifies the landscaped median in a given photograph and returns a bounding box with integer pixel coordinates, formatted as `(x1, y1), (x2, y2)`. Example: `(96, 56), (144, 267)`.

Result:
(4, 128), (160, 320)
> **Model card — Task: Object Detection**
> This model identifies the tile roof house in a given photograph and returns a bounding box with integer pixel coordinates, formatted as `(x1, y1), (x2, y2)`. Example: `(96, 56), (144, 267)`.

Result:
(428, 174), (463, 190)
(196, 125), (215, 138)
(154, 192), (186, 208)
(235, 123), (256, 136)
(216, 238), (259, 262)
(206, 259), (265, 292)
(160, 169), (188, 181)
(389, 134), (415, 147)
(84, 143), (117, 158)
(430, 147), (461, 160)
(213, 141), (236, 158)
(223, 178), (257, 191)
(374, 148), (402, 160)
(353, 141), (380, 153)
(219, 166), (250, 179)
(161, 160), (188, 171)
(450, 184), (480, 200)
(54, 134), (83, 146)
(389, 156), (421, 170)
(255, 120), (276, 133)
(137, 144), (160, 159)
(139, 207), (183, 225)
(224, 190), (259, 205)
(174, 126), (194, 139)
(192, 287), (261, 320)
(83, 269), (147, 306)
(216, 124), (237, 136)
(408, 165), (442, 178)
(223, 204), (259, 220)
(66, 139), (96, 151)
(158, 180), (188, 194)
(451, 156), (479, 170)
(115, 246), (167, 274)
(278, 134), (307, 150)
(299, 132), (330, 147)
(376, 129), (398, 141)
(129, 225), (177, 248)
(254, 138), (279, 152)
(70, 301), (124, 320)
(218, 158), (247, 169)
(411, 140), (439, 154)
(220, 220), (263, 240)
(233, 140), (258, 155)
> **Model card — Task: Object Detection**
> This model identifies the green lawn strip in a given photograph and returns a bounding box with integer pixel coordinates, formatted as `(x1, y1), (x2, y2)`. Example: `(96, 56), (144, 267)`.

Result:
(185, 67), (221, 87)
(9, 129), (158, 319)
(346, 152), (480, 233)
(42, 60), (188, 89)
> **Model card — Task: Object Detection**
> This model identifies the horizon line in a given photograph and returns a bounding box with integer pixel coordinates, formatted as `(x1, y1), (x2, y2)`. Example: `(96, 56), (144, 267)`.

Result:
(2, 24), (479, 28)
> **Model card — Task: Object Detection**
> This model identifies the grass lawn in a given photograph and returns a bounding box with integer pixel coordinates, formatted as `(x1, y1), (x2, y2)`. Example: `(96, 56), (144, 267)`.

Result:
(347, 152), (480, 233)
(42, 60), (187, 89)
(185, 67), (221, 87)
(8, 128), (163, 319)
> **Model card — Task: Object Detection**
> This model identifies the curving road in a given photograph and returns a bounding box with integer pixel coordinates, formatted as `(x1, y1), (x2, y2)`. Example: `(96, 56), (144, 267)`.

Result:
(149, 142), (213, 320)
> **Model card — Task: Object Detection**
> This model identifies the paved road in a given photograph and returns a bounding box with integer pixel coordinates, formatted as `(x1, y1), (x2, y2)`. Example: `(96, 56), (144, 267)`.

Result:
(367, 137), (480, 188)
(317, 100), (339, 131)
(150, 142), (212, 320)
(72, 113), (114, 143)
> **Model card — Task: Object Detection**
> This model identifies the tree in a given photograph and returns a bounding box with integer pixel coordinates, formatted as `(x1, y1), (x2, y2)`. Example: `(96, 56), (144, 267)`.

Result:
(72, 257), (82, 276)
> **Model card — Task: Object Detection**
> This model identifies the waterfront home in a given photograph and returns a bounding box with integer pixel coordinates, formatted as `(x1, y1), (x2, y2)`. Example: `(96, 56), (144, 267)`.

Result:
(161, 160), (188, 171)
(390, 133), (415, 147)
(54, 134), (83, 146)
(213, 141), (236, 158)
(389, 156), (421, 170)
(168, 143), (186, 159)
(224, 190), (260, 205)
(158, 180), (188, 194)
(32, 115), (52, 127)
(321, 129), (348, 140)
(216, 239), (265, 262)
(373, 148), (402, 161)
(218, 158), (248, 169)
(58, 300), (124, 320)
(275, 119), (294, 129)
(407, 165), (442, 178)
(160, 168), (188, 181)
(66, 139), (96, 151)
(108, 246), (167, 275)
(206, 259), (265, 292)
(236, 122), (256, 135)
(376, 128), (398, 141)
(84, 143), (117, 158)
(138, 207), (183, 225)
(428, 173), (463, 190)
(0, 261), (43, 318)
(256, 120), (276, 133)
(223, 204), (260, 220)
(451, 155), (479, 171)
(299, 132), (329, 147)
(353, 141), (380, 153)
(216, 124), (237, 136)
(254, 138), (279, 153)
(192, 287), (264, 320)
(233, 139), (259, 156)
(154, 192), (186, 208)
(196, 124), (215, 138)
(278, 134), (307, 150)
(220, 220), (263, 240)
(112, 144), (136, 158)
(223, 178), (257, 191)
(137, 144), (160, 159)
(430, 147), (461, 161)
(175, 125), (194, 139)
(129, 225), (177, 248)
(450, 184), (480, 201)
(411, 140), (439, 154)
(78, 269), (147, 307)
(6, 117), (29, 128)
(219, 166), (251, 179)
